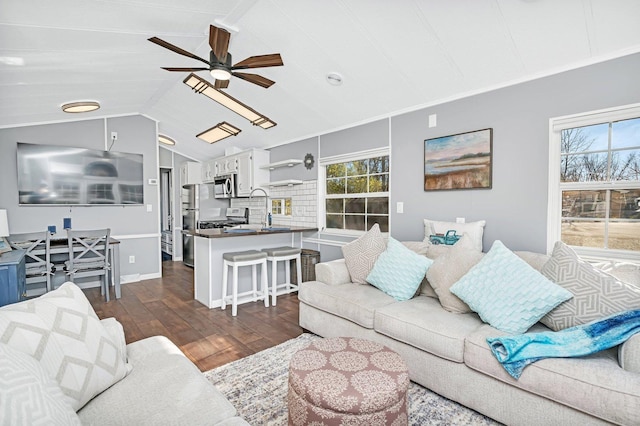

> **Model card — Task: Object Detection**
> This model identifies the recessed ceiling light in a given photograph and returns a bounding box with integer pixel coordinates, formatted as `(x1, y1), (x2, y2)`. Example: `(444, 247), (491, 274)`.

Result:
(326, 72), (343, 86)
(158, 134), (176, 146)
(61, 101), (100, 113)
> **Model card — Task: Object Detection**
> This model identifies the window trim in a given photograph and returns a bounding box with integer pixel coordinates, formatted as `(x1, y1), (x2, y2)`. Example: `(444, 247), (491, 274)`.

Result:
(319, 147), (390, 236)
(547, 103), (640, 262)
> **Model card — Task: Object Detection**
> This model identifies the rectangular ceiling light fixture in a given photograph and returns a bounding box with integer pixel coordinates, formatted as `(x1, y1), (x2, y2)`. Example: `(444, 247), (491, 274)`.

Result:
(183, 73), (277, 129)
(196, 121), (241, 144)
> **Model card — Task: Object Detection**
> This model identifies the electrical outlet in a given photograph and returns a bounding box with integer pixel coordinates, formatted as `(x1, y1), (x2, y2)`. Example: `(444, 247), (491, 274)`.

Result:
(111, 131), (118, 140)
(456, 217), (465, 224)
(129, 256), (135, 264)
(428, 114), (437, 128)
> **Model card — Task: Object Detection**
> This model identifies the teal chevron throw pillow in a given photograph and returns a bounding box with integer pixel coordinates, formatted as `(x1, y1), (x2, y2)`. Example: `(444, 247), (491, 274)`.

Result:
(450, 240), (573, 334)
(367, 237), (433, 301)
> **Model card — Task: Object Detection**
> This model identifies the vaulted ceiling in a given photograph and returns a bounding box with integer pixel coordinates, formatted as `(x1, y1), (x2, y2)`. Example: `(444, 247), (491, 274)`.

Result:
(2, 0), (639, 161)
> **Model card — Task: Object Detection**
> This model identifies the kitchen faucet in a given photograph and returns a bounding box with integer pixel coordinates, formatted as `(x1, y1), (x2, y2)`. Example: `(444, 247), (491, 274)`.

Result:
(249, 187), (270, 228)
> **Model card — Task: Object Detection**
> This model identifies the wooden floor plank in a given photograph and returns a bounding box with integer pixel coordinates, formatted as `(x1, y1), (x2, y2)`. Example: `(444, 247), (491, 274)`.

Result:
(85, 260), (303, 371)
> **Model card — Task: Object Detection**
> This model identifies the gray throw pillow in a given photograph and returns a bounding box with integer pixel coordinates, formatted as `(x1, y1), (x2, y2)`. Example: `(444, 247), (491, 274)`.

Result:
(426, 243), (484, 313)
(540, 241), (640, 331)
(341, 223), (386, 284)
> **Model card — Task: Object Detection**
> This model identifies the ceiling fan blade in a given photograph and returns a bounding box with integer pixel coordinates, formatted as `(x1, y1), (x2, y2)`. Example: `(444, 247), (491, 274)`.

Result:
(148, 37), (210, 66)
(214, 79), (230, 89)
(232, 72), (275, 89)
(209, 25), (230, 64)
(162, 67), (209, 72)
(232, 54), (283, 70)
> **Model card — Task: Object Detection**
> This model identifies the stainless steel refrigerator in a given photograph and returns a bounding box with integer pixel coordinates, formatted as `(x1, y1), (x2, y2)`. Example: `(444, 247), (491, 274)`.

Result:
(182, 183), (228, 267)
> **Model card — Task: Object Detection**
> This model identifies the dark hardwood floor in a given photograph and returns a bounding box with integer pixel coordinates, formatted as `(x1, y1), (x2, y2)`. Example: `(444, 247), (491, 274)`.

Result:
(85, 260), (303, 372)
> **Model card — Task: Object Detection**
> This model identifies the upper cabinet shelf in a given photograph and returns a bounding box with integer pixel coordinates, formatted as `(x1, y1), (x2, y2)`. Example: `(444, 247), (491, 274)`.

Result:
(261, 159), (303, 170)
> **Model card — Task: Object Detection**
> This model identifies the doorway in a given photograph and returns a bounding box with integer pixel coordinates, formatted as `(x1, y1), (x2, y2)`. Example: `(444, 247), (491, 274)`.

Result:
(160, 168), (173, 261)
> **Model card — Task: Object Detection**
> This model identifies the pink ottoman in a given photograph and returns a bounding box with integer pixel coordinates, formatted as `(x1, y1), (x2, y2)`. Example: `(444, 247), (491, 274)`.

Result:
(288, 337), (409, 425)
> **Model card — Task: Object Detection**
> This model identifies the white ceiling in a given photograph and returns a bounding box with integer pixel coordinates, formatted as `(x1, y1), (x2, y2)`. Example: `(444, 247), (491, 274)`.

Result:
(2, 0), (640, 161)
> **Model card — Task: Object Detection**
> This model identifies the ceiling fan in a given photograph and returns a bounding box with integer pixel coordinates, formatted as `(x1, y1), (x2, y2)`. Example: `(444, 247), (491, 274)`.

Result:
(149, 24), (283, 89)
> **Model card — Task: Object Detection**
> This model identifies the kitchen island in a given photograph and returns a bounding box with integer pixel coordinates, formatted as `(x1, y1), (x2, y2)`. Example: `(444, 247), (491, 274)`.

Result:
(187, 226), (317, 309)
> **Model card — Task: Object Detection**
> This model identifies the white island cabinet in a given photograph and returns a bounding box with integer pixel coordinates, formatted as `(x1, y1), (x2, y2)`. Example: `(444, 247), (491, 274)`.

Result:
(191, 227), (316, 309)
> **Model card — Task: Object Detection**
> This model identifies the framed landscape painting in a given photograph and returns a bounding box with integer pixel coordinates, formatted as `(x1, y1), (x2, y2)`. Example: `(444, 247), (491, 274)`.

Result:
(424, 128), (493, 191)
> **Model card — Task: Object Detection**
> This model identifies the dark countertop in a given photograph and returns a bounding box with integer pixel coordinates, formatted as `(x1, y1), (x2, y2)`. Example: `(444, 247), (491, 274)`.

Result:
(183, 226), (318, 239)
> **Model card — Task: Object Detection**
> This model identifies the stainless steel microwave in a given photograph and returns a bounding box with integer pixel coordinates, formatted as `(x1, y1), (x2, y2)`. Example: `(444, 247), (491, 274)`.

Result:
(213, 174), (236, 198)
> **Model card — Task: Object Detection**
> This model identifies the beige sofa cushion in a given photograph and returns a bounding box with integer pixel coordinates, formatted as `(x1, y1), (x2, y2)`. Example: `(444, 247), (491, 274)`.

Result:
(78, 336), (242, 425)
(426, 244), (484, 313)
(374, 296), (483, 363)
(298, 281), (395, 329)
(465, 324), (640, 425)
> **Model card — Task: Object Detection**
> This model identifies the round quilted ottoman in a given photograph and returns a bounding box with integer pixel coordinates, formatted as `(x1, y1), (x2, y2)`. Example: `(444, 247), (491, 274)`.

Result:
(287, 337), (409, 426)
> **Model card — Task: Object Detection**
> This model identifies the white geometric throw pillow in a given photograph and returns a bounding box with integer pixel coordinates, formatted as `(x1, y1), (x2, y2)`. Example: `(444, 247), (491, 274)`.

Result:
(0, 282), (130, 411)
(540, 241), (640, 331)
(0, 343), (82, 425)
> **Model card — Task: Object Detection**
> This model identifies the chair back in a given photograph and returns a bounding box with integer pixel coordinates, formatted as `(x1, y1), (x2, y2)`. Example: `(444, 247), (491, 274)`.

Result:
(66, 228), (111, 274)
(7, 231), (53, 292)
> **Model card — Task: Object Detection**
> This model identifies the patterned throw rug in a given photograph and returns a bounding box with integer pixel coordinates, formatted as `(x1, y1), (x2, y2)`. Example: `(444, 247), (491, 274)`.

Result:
(204, 334), (500, 425)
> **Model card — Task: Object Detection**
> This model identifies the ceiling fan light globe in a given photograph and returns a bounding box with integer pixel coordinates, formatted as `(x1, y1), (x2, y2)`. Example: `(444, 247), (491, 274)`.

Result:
(210, 67), (231, 81)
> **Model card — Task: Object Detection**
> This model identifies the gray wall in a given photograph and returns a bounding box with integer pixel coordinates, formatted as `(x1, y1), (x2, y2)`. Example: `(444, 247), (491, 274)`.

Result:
(267, 53), (640, 261)
(269, 137), (319, 182)
(390, 52), (640, 252)
(0, 115), (161, 281)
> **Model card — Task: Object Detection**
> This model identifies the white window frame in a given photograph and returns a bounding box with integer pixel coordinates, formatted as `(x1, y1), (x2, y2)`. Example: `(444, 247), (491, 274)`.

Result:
(547, 103), (640, 262)
(271, 198), (292, 217)
(319, 147), (390, 236)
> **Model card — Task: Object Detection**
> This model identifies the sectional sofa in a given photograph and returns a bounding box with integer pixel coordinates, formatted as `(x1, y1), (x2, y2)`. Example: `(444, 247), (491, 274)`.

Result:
(298, 236), (640, 425)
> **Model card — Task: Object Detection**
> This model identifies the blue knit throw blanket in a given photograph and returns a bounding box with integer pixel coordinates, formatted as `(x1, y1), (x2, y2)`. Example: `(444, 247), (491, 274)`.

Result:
(487, 309), (640, 379)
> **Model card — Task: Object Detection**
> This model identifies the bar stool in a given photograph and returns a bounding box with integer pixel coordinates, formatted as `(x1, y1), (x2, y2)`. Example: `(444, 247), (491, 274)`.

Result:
(221, 250), (269, 316)
(261, 246), (302, 306)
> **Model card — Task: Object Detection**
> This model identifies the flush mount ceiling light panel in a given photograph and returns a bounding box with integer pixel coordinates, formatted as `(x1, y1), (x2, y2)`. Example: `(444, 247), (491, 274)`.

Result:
(149, 24), (283, 89)
(326, 72), (343, 86)
(196, 121), (241, 144)
(158, 134), (176, 146)
(184, 73), (276, 129)
(61, 101), (100, 113)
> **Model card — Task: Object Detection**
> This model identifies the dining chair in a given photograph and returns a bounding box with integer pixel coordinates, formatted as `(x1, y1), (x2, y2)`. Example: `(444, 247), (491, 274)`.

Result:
(65, 228), (111, 301)
(7, 231), (53, 295)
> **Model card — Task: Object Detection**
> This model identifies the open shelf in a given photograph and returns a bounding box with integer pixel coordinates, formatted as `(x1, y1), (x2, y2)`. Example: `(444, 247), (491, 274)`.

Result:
(267, 179), (304, 187)
(261, 159), (303, 170)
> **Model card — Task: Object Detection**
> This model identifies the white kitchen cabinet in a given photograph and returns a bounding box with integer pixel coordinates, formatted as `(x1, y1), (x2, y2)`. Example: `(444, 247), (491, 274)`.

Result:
(201, 160), (216, 182)
(216, 156), (239, 176)
(180, 162), (202, 186)
(235, 149), (270, 197)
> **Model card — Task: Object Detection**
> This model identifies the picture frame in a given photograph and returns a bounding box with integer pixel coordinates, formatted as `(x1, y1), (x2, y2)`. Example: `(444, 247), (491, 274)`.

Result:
(0, 237), (12, 255)
(424, 128), (493, 191)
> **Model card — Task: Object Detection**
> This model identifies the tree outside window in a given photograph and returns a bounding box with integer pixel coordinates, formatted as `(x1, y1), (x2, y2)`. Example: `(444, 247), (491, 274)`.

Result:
(559, 117), (640, 252)
(325, 156), (389, 232)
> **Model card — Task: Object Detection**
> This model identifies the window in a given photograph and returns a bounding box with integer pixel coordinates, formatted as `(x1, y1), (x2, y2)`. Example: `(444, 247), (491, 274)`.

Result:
(321, 150), (390, 233)
(271, 198), (292, 216)
(549, 104), (640, 260)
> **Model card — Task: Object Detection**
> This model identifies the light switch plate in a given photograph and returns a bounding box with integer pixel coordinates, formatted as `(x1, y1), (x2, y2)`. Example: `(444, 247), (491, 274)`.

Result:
(146, 204), (152, 212)
(396, 202), (404, 214)
(428, 114), (437, 128)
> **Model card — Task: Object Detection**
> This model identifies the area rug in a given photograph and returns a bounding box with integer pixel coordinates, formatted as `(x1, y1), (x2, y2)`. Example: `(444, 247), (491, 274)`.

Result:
(204, 334), (500, 425)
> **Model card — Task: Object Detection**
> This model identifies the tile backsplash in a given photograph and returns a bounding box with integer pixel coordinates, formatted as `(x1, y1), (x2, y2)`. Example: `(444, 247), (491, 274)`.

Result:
(231, 180), (317, 228)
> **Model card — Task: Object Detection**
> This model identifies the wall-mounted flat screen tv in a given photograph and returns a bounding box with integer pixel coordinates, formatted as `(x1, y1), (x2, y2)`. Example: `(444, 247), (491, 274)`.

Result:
(17, 142), (144, 205)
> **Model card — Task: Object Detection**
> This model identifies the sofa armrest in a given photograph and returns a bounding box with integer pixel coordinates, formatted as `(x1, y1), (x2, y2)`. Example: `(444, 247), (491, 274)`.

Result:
(619, 332), (640, 374)
(315, 259), (352, 285)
